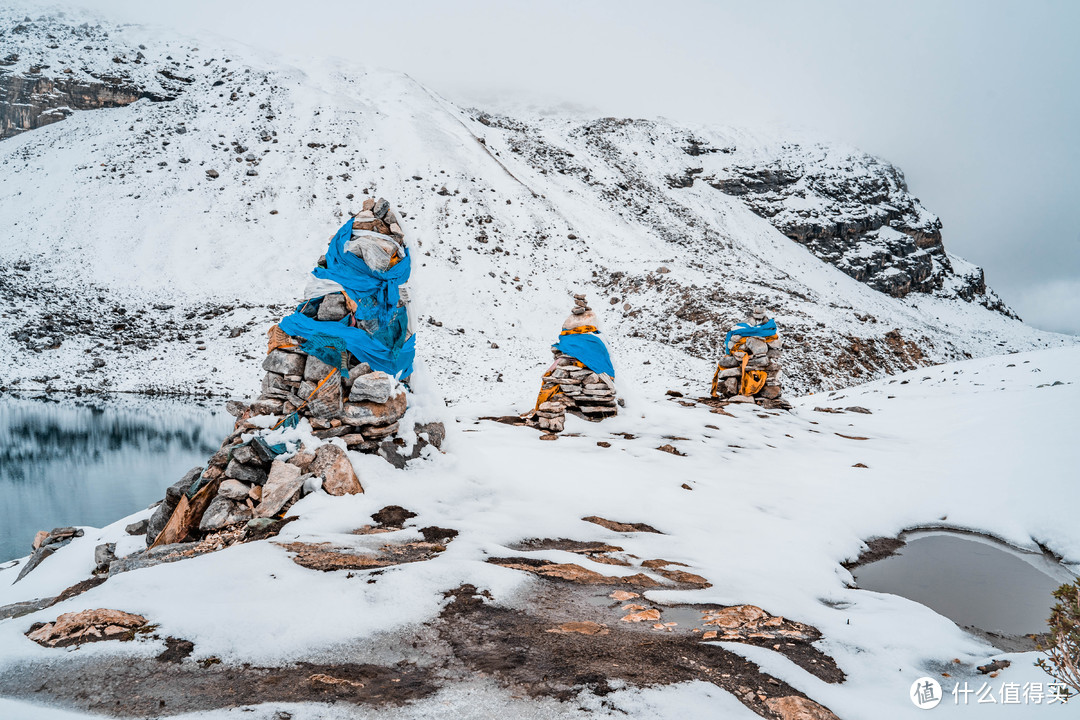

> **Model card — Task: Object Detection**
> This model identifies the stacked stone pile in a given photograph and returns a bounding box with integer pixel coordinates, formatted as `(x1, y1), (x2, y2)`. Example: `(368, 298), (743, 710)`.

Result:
(251, 196), (413, 455)
(713, 306), (785, 404)
(531, 295), (618, 434)
(142, 415), (368, 547)
(254, 347), (407, 454)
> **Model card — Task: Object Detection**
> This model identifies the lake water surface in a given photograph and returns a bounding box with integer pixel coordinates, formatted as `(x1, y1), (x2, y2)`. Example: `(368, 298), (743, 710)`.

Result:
(0, 396), (233, 562)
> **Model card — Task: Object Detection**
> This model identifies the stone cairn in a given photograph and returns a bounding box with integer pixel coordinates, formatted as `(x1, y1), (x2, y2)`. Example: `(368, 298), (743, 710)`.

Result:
(712, 306), (786, 407)
(528, 294), (618, 434)
(134, 198), (443, 550)
(254, 196), (415, 456)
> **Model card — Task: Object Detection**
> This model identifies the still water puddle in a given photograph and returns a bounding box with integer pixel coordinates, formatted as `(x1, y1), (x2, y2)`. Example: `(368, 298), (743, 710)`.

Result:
(0, 396), (233, 562)
(853, 530), (1077, 636)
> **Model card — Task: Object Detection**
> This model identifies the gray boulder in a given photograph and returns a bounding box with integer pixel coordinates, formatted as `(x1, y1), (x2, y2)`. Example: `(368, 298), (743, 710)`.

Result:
(349, 371), (393, 404)
(224, 459), (268, 486)
(199, 496), (253, 532)
(262, 349), (306, 376)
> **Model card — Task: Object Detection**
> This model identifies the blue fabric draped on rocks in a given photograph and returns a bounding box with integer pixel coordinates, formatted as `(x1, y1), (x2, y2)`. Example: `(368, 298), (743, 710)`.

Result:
(311, 217), (412, 330)
(277, 217), (415, 378)
(724, 318), (777, 354)
(553, 332), (615, 377)
(279, 310), (416, 379)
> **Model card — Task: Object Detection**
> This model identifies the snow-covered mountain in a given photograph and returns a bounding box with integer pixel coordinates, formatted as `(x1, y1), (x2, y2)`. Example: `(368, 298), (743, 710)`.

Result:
(0, 6), (1072, 410)
(3, 9), (1080, 720)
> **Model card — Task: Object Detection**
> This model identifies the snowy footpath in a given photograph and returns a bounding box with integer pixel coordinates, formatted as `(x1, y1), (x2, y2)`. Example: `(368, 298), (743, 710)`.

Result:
(0, 345), (1077, 719)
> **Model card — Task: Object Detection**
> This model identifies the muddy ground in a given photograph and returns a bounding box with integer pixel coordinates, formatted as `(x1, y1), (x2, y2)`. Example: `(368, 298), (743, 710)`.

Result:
(0, 569), (846, 718)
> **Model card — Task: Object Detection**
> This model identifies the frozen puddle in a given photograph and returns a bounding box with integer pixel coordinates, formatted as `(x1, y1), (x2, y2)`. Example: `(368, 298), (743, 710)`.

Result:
(0, 396), (233, 562)
(853, 530), (1077, 636)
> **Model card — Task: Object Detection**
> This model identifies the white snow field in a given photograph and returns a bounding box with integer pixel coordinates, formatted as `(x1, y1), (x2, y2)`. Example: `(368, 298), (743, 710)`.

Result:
(1, 4), (1077, 719)
(2, 346), (1078, 718)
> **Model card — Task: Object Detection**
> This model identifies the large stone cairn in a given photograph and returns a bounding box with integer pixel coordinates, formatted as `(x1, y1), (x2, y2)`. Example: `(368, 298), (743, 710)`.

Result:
(714, 306), (785, 404)
(137, 198), (444, 549)
(253, 196), (409, 454)
(530, 294), (618, 434)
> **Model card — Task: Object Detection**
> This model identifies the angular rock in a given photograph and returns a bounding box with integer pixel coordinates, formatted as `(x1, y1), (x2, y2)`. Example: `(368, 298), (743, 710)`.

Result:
(218, 479), (252, 501)
(746, 337), (769, 355)
(108, 542), (200, 576)
(308, 444), (363, 496)
(262, 349), (306, 376)
(147, 466), (202, 546)
(298, 374), (343, 417)
(125, 518), (148, 536)
(304, 353), (336, 381)
(316, 293), (347, 321)
(255, 461), (305, 517)
(93, 543), (117, 571)
(26, 609), (147, 648)
(224, 459), (268, 486)
(199, 496), (252, 531)
(230, 444), (260, 466)
(225, 400), (247, 417)
(763, 696), (840, 720)
(14, 546), (55, 583)
(348, 371), (394, 404)
(341, 391), (407, 427)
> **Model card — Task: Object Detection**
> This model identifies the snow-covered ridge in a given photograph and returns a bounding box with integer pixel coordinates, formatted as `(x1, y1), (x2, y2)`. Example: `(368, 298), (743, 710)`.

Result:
(0, 7), (1073, 407)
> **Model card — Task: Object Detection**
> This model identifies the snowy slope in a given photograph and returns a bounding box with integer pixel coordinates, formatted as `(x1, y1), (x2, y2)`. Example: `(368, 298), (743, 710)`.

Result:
(0, 6), (1073, 409)
(1, 345), (1077, 718)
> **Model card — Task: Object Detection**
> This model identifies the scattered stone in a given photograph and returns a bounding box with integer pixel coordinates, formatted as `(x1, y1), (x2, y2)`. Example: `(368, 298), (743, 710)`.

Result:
(93, 543), (117, 572)
(763, 696), (840, 720)
(26, 609), (147, 648)
(583, 516), (662, 534)
(125, 519), (149, 536)
(371, 505), (417, 528)
(977, 659), (1011, 674)
(157, 637), (195, 663)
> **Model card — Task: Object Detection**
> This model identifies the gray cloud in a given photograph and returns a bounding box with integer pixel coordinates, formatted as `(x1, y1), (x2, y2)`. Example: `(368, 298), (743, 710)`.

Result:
(44, 0), (1080, 333)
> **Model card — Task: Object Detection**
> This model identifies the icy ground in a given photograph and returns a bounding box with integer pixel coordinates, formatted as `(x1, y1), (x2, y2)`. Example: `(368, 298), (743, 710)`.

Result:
(1, 345), (1077, 718)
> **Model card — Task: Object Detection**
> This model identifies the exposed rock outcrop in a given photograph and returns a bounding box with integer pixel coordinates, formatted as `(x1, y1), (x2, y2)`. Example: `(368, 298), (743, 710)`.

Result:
(0, 70), (172, 139)
(707, 145), (1015, 315)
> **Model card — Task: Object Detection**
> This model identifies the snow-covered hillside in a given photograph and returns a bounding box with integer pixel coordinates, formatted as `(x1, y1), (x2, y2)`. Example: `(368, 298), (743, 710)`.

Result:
(0, 7), (1071, 409)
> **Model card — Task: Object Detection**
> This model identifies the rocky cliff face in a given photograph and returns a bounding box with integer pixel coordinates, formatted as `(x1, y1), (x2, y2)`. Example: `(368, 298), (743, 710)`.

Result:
(705, 146), (1016, 316)
(0, 14), (182, 140)
(0, 69), (172, 139)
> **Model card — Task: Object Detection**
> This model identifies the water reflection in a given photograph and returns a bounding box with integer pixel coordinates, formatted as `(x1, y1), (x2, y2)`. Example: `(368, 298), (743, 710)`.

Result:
(853, 530), (1078, 636)
(0, 396), (233, 562)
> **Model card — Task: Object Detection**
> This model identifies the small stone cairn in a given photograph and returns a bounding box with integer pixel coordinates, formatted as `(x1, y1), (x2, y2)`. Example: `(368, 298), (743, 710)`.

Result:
(712, 306), (787, 407)
(528, 294), (618, 434)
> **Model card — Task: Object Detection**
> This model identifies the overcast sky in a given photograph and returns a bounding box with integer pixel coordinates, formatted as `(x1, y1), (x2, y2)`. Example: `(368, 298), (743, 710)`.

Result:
(56, 0), (1080, 334)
